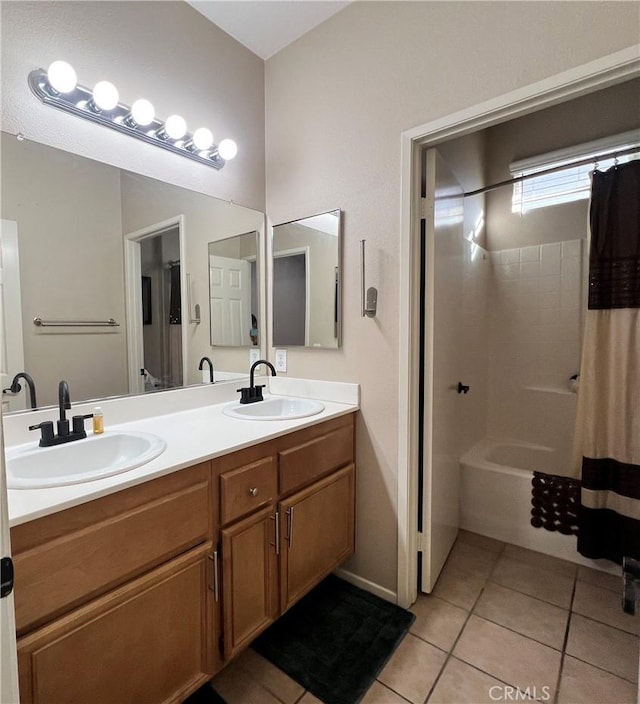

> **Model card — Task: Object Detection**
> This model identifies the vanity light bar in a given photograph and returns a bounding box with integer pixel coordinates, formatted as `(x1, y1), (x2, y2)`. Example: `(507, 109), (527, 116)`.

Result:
(28, 64), (237, 170)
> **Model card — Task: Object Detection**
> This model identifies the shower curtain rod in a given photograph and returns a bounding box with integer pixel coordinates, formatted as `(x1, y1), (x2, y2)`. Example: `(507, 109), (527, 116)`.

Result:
(453, 144), (639, 199)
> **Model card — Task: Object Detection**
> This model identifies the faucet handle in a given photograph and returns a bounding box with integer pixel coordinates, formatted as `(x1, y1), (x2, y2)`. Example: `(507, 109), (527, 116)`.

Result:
(72, 414), (93, 436)
(29, 421), (55, 446)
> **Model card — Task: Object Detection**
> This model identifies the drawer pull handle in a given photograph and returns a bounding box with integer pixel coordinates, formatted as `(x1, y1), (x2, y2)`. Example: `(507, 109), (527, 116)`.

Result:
(270, 511), (280, 555)
(208, 551), (220, 602)
(249, 487), (259, 497)
(286, 507), (294, 547)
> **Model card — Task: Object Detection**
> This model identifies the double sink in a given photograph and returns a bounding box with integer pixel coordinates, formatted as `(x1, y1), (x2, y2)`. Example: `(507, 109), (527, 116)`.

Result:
(5, 396), (324, 490)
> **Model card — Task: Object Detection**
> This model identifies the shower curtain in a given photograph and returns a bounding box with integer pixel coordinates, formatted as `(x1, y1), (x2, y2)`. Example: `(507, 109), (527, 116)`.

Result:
(573, 159), (640, 563)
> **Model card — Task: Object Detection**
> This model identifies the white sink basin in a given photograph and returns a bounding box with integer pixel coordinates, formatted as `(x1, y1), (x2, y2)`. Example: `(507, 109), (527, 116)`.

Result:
(6, 431), (167, 489)
(223, 396), (325, 421)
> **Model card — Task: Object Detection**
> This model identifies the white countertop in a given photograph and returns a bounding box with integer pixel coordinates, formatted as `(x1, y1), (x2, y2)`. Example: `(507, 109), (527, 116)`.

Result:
(5, 377), (359, 527)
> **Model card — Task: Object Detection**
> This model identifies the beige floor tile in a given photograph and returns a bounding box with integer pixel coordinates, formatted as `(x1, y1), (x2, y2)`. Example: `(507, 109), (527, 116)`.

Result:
(444, 541), (501, 579)
(557, 655), (637, 704)
(410, 594), (468, 650)
(297, 693), (324, 704)
(566, 614), (639, 683)
(490, 556), (574, 608)
(428, 657), (510, 704)
(503, 544), (577, 579)
(573, 581), (640, 635)
(577, 565), (621, 593)
(453, 615), (561, 698)
(361, 681), (411, 703)
(457, 530), (506, 555)
(474, 582), (569, 649)
(378, 633), (447, 704)
(234, 649), (304, 703)
(211, 659), (284, 704)
(432, 562), (487, 610)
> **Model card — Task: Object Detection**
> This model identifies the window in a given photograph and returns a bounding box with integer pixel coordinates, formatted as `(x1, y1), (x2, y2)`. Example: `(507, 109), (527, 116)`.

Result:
(510, 132), (640, 214)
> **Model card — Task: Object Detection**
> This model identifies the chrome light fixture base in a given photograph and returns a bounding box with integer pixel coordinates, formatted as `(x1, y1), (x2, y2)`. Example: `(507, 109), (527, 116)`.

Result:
(28, 69), (227, 170)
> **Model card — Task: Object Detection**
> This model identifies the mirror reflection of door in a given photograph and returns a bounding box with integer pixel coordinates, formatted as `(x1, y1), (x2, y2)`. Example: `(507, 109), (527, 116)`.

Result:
(273, 250), (308, 346)
(209, 255), (252, 346)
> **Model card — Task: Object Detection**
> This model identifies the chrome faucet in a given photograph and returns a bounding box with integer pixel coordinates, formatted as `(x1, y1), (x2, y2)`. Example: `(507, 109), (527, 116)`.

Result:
(29, 380), (93, 447)
(198, 356), (215, 383)
(237, 359), (277, 404)
(2, 372), (37, 409)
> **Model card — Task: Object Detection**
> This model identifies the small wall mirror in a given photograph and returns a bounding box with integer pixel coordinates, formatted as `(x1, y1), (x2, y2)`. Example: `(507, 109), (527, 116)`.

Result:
(272, 209), (341, 348)
(208, 231), (260, 348)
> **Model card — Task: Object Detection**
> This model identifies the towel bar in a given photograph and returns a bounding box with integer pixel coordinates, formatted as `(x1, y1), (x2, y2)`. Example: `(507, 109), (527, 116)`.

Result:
(33, 317), (120, 327)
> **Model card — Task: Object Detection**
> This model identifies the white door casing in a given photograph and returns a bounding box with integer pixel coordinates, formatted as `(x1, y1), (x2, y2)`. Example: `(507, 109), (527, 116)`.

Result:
(0, 411), (20, 704)
(124, 216), (186, 394)
(397, 48), (640, 609)
(0, 220), (26, 412)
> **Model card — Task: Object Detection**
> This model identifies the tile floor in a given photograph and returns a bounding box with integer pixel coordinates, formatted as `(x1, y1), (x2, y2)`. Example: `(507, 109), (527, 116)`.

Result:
(206, 531), (639, 704)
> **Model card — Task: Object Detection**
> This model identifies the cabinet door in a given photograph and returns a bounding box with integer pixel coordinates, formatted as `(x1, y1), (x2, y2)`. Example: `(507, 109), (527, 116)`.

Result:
(221, 504), (279, 660)
(17, 545), (215, 704)
(280, 464), (355, 612)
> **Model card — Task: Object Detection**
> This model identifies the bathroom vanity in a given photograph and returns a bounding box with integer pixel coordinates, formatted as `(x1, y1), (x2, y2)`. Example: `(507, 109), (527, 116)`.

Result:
(6, 384), (357, 704)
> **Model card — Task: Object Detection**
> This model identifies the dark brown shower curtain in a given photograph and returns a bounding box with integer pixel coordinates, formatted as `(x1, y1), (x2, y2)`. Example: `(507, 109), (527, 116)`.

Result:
(573, 159), (640, 563)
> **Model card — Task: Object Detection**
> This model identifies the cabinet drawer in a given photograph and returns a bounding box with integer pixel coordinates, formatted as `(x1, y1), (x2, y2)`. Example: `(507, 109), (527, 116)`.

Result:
(279, 422), (354, 494)
(12, 464), (211, 635)
(220, 456), (277, 525)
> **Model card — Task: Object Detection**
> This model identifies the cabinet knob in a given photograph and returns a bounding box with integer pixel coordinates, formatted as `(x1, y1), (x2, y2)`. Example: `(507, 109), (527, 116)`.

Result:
(249, 487), (259, 497)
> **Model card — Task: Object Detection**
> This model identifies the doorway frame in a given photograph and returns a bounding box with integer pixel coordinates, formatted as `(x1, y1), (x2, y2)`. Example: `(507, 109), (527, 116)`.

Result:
(124, 215), (187, 394)
(396, 46), (640, 609)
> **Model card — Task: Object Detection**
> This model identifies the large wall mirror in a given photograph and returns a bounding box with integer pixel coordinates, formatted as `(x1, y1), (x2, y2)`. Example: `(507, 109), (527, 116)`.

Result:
(0, 132), (265, 412)
(272, 209), (341, 349)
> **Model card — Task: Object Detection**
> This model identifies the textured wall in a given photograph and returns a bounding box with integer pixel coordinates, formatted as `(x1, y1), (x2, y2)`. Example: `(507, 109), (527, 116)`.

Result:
(265, 1), (640, 594)
(1, 1), (265, 211)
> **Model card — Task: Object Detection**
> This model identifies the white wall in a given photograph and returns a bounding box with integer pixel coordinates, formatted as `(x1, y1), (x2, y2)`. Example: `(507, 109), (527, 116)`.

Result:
(0, 1), (265, 212)
(0, 134), (128, 407)
(265, 1), (640, 594)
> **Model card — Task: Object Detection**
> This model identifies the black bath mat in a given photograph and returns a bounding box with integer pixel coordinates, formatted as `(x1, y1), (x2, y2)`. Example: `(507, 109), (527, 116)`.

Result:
(253, 574), (415, 704)
(183, 683), (226, 704)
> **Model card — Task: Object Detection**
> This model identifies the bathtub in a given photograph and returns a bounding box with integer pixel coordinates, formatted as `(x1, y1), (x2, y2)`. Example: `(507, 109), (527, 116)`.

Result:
(460, 439), (614, 569)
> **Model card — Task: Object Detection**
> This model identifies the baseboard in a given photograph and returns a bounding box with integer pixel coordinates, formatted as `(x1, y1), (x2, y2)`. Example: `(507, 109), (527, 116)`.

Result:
(333, 568), (398, 605)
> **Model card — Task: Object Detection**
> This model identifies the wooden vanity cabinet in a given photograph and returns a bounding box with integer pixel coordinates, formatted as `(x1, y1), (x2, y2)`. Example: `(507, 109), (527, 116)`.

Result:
(12, 412), (356, 702)
(17, 544), (215, 704)
(279, 463), (355, 612)
(220, 504), (279, 659)
(11, 462), (218, 704)
(216, 413), (356, 660)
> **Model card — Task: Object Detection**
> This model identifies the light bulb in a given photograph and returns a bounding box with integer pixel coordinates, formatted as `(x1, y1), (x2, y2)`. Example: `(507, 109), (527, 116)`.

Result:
(218, 139), (238, 160)
(130, 99), (155, 126)
(92, 81), (119, 111)
(192, 127), (214, 151)
(47, 61), (77, 93)
(164, 115), (187, 140)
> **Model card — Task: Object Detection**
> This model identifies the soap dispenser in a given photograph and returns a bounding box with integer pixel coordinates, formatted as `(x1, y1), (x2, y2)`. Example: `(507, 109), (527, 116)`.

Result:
(93, 406), (104, 434)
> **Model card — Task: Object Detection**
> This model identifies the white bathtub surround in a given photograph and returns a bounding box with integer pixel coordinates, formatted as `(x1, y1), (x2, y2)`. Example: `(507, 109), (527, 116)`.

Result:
(4, 377), (359, 526)
(460, 439), (618, 574)
(486, 239), (586, 458)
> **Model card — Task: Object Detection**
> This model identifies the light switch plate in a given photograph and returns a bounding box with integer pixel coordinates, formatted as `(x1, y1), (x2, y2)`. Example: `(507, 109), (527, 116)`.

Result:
(249, 348), (260, 365)
(275, 349), (287, 373)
